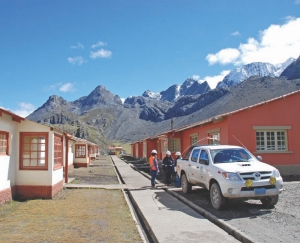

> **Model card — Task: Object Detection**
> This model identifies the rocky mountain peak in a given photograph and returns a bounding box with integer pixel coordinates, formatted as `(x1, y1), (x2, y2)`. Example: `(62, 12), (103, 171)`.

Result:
(44, 95), (67, 107)
(280, 56), (300, 80)
(78, 85), (122, 109)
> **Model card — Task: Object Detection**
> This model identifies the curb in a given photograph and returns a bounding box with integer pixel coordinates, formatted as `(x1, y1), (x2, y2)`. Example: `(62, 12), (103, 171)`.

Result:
(110, 156), (149, 243)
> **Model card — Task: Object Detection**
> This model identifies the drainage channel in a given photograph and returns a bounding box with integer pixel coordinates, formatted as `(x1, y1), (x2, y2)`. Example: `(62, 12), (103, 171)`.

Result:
(110, 156), (156, 243)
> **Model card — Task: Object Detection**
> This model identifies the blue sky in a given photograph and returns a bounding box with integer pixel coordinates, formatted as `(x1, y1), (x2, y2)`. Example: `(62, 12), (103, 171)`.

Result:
(1, 0), (300, 117)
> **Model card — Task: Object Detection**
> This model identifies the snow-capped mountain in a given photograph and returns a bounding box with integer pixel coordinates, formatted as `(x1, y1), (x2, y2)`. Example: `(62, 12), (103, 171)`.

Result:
(217, 58), (295, 88)
(142, 90), (162, 100)
(142, 78), (211, 102)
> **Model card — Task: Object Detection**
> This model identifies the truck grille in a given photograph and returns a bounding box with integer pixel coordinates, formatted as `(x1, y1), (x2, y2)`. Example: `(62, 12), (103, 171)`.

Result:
(239, 171), (272, 181)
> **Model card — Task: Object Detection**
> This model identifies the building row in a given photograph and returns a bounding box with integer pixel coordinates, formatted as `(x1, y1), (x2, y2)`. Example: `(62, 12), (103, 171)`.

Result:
(131, 90), (300, 176)
(0, 108), (99, 204)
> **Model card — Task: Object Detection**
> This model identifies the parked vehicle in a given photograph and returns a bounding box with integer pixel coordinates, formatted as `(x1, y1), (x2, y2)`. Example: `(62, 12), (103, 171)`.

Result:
(177, 145), (283, 210)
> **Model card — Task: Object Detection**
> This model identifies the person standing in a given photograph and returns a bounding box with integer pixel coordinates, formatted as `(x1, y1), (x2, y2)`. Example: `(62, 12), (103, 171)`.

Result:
(149, 150), (159, 188)
(162, 151), (174, 186)
(174, 151), (182, 187)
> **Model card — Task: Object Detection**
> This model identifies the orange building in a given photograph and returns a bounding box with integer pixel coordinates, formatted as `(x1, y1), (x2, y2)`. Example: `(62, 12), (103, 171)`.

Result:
(131, 90), (300, 176)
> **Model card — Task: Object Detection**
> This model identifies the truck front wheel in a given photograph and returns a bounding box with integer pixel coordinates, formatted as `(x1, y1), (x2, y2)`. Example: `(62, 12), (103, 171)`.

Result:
(181, 174), (192, 194)
(260, 195), (279, 207)
(210, 183), (226, 210)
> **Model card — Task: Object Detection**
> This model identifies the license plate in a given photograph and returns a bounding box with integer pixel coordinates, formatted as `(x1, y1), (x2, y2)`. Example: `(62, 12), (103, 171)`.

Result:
(254, 188), (266, 195)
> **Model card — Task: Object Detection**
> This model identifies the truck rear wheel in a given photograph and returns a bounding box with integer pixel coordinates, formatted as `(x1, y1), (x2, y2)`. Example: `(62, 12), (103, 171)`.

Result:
(210, 183), (226, 210)
(260, 195), (279, 207)
(181, 174), (192, 194)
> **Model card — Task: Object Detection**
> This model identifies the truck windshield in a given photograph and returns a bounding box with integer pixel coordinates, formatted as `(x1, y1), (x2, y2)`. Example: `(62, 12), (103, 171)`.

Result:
(211, 148), (255, 164)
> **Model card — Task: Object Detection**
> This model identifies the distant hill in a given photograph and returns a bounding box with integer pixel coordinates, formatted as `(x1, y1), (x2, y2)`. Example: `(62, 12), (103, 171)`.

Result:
(26, 57), (300, 146)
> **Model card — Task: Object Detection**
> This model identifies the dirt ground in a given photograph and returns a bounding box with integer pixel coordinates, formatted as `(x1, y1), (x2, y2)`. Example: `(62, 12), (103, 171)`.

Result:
(0, 156), (141, 243)
(68, 156), (119, 185)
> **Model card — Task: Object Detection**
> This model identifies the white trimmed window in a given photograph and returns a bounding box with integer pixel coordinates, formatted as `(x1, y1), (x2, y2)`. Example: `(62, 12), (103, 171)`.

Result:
(191, 135), (198, 146)
(256, 131), (287, 151)
(169, 138), (180, 153)
(207, 128), (220, 145)
(254, 126), (290, 152)
(210, 133), (220, 145)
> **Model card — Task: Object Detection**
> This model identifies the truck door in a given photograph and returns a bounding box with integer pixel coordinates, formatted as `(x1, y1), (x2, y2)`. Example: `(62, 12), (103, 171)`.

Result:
(194, 149), (210, 186)
(189, 148), (200, 184)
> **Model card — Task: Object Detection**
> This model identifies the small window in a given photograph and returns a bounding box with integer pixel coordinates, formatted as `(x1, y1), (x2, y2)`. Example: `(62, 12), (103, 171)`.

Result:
(54, 134), (63, 170)
(209, 133), (220, 145)
(191, 136), (198, 146)
(0, 131), (9, 156)
(20, 132), (48, 170)
(75, 144), (86, 158)
(256, 130), (287, 151)
(191, 149), (200, 162)
(169, 138), (180, 153)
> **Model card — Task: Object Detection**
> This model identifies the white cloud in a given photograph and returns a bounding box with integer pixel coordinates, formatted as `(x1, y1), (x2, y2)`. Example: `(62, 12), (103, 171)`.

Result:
(70, 42), (84, 49)
(90, 49), (112, 59)
(199, 70), (231, 89)
(91, 41), (107, 48)
(206, 17), (300, 66)
(295, 0), (300, 5)
(67, 56), (86, 65)
(206, 48), (240, 65)
(231, 31), (240, 36)
(59, 83), (74, 92)
(12, 102), (35, 118)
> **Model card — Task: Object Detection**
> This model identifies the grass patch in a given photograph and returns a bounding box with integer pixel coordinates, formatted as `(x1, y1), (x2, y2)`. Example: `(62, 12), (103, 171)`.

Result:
(0, 189), (141, 243)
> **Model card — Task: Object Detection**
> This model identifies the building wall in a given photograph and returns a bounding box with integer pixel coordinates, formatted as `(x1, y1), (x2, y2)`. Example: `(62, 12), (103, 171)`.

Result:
(73, 143), (90, 167)
(180, 119), (229, 155)
(15, 120), (61, 186)
(0, 112), (19, 202)
(227, 93), (300, 175)
(0, 114), (66, 203)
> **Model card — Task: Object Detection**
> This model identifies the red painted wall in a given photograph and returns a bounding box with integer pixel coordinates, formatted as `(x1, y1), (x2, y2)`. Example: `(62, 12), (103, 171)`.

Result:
(227, 93), (300, 166)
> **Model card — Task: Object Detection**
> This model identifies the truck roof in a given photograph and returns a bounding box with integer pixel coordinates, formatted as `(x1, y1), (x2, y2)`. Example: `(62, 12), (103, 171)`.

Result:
(194, 145), (243, 149)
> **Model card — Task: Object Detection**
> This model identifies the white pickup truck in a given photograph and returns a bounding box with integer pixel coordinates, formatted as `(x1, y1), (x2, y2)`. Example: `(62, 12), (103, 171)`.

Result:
(177, 145), (283, 210)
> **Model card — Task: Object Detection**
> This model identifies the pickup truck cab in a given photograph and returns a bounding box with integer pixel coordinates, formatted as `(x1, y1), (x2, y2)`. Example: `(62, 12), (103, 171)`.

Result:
(177, 145), (283, 210)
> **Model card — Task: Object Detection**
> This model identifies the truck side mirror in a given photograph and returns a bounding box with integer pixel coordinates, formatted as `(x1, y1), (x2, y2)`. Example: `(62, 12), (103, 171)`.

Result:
(256, 156), (262, 161)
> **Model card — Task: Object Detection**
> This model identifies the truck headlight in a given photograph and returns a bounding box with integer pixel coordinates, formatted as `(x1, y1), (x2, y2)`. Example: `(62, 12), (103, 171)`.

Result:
(222, 172), (241, 181)
(273, 169), (280, 178)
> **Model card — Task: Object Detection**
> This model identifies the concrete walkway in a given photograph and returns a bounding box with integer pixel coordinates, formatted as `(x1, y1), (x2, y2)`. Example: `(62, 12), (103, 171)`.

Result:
(111, 155), (239, 243)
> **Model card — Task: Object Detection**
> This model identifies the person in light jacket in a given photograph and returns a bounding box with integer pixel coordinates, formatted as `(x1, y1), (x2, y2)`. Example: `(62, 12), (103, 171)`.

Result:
(174, 151), (182, 187)
(162, 151), (174, 186)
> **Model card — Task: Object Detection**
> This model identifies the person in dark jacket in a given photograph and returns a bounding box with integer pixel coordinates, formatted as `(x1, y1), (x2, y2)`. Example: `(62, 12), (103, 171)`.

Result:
(162, 151), (174, 186)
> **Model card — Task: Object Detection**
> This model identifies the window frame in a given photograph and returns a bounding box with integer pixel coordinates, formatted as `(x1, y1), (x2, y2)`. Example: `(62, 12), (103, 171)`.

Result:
(19, 132), (48, 170)
(54, 134), (63, 170)
(169, 138), (180, 153)
(0, 131), (9, 156)
(190, 135), (198, 146)
(255, 130), (288, 152)
(75, 144), (86, 158)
